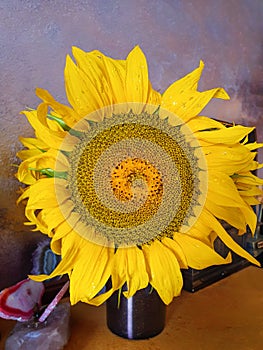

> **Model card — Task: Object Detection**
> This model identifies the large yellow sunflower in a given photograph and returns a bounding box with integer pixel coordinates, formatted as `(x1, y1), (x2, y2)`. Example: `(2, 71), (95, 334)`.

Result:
(17, 46), (263, 306)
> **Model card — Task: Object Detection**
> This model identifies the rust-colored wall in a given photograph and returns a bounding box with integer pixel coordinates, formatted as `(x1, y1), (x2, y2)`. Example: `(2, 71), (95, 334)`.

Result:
(0, 0), (262, 289)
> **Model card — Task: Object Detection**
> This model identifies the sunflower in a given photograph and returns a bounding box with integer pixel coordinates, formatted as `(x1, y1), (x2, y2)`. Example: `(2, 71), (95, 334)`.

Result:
(17, 46), (263, 306)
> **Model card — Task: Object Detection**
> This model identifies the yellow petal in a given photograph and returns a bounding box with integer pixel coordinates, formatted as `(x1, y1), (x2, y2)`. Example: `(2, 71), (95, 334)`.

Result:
(163, 60), (205, 96)
(91, 50), (127, 104)
(25, 178), (60, 209)
(205, 199), (247, 233)
(51, 212), (80, 254)
(241, 196), (261, 206)
(239, 186), (263, 197)
(143, 240), (183, 304)
(108, 247), (149, 299)
(147, 81), (162, 105)
(203, 209), (260, 266)
(196, 125), (255, 145)
(208, 171), (247, 208)
(110, 249), (126, 291)
(173, 232), (232, 269)
(19, 136), (48, 150)
(22, 179), (69, 230)
(16, 147), (66, 185)
(241, 204), (258, 234)
(207, 171), (258, 233)
(185, 209), (215, 246)
(64, 55), (106, 118)
(187, 116), (225, 133)
(16, 171), (37, 186)
(234, 172), (263, 187)
(123, 247), (149, 298)
(23, 208), (50, 234)
(244, 142), (263, 151)
(72, 46), (113, 108)
(162, 237), (188, 269)
(17, 148), (42, 161)
(16, 186), (30, 204)
(125, 46), (149, 103)
(162, 61), (229, 121)
(69, 238), (113, 305)
(22, 105), (77, 151)
(17, 162), (38, 185)
(38, 202), (74, 237)
(204, 144), (255, 175)
(171, 88), (229, 121)
(30, 235), (78, 282)
(36, 88), (80, 127)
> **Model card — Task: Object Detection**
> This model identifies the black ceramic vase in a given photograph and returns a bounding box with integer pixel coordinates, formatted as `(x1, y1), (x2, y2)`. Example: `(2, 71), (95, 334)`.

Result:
(106, 284), (166, 339)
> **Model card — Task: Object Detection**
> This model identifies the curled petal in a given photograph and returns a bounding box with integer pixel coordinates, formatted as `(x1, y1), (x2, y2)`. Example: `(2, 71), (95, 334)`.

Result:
(196, 125), (255, 145)
(162, 61), (229, 121)
(173, 232), (232, 269)
(202, 209), (260, 266)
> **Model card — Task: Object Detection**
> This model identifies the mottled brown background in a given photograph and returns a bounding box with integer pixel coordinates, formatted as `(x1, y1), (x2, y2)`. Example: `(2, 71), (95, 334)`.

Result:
(0, 0), (262, 289)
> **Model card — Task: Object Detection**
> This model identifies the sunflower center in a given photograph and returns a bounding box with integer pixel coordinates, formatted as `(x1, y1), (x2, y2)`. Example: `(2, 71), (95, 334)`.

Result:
(111, 158), (163, 203)
(57, 104), (207, 247)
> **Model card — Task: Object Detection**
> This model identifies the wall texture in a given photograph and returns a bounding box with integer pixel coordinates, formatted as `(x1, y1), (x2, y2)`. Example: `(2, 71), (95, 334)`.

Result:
(0, 0), (262, 289)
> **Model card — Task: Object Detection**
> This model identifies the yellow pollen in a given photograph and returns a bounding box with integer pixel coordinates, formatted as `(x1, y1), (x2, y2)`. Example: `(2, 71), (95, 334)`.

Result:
(111, 158), (163, 202)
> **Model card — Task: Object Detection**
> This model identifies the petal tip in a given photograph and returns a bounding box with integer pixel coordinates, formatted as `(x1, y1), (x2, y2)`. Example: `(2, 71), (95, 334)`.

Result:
(199, 60), (205, 69)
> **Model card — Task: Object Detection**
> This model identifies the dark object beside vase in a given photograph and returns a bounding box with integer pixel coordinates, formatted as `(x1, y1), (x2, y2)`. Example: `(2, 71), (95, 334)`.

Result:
(106, 284), (166, 339)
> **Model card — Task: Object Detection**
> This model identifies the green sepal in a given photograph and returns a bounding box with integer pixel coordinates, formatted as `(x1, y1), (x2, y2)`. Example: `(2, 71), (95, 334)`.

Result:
(28, 167), (67, 179)
(231, 173), (248, 179)
(87, 120), (98, 128)
(47, 114), (85, 138)
(117, 287), (122, 309)
(47, 113), (71, 132)
(153, 105), (160, 117)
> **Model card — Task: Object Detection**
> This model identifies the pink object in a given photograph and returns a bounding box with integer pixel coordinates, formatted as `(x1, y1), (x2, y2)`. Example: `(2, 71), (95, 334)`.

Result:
(39, 281), (69, 322)
(0, 278), (44, 322)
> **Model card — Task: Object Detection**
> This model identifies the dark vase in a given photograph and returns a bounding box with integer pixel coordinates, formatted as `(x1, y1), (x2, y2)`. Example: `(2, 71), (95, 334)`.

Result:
(106, 284), (166, 339)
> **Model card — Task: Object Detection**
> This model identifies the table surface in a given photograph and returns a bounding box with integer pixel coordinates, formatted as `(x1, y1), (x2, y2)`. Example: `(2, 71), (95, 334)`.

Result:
(1, 266), (263, 350)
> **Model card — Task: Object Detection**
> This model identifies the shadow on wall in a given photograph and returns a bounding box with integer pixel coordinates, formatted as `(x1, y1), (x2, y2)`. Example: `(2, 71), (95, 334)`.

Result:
(238, 77), (263, 129)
